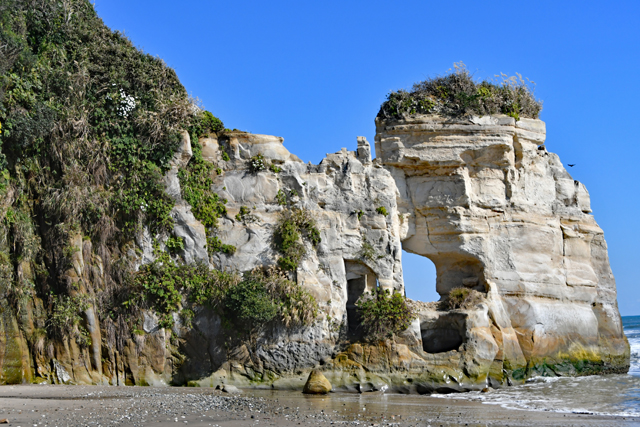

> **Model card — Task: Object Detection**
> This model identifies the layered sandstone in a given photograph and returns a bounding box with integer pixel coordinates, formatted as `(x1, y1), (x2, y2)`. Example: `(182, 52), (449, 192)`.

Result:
(376, 114), (629, 380)
(0, 115), (629, 392)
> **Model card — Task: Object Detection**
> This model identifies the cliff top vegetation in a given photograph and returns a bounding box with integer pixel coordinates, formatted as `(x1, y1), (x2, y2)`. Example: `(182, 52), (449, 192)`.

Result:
(378, 62), (542, 121)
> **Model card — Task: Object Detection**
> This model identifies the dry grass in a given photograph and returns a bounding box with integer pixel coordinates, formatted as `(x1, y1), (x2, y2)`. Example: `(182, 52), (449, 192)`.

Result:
(443, 287), (485, 310)
(378, 62), (542, 121)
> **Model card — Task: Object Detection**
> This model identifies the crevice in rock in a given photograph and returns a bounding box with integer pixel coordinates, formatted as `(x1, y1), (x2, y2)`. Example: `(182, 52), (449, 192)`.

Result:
(344, 260), (377, 341)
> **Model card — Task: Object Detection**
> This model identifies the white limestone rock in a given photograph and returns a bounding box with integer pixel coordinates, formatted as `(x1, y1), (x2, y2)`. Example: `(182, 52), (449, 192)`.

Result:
(136, 117), (628, 391)
(376, 114), (629, 379)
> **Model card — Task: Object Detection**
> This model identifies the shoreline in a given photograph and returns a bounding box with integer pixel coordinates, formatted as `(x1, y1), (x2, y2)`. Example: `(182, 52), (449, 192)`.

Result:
(1, 384), (639, 427)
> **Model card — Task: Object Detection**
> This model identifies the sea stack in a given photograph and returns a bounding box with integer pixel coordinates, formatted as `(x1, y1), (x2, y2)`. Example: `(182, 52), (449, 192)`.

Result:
(375, 114), (630, 379)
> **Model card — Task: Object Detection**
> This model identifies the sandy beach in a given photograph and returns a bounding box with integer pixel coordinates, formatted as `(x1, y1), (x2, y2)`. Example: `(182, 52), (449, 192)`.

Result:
(0, 385), (638, 427)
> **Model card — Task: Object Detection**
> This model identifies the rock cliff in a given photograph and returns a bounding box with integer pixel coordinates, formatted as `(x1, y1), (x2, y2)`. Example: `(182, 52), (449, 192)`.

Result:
(375, 114), (629, 385)
(0, 111), (628, 391)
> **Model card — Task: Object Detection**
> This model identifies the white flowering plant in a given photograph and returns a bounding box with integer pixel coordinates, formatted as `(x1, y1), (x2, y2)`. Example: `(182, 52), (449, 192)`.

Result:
(249, 154), (266, 173)
(107, 85), (137, 118)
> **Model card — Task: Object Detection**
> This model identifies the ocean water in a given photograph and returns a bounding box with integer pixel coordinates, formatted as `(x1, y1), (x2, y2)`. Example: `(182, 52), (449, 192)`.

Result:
(433, 315), (640, 417)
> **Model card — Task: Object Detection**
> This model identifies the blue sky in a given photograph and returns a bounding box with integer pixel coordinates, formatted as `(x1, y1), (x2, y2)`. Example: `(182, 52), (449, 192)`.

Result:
(94, 0), (640, 316)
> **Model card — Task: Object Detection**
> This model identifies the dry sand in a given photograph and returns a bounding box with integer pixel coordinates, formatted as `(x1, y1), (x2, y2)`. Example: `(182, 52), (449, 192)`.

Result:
(0, 385), (638, 427)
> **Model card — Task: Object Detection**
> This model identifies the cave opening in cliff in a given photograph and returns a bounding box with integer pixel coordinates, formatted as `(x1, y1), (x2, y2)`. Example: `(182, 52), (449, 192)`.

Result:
(420, 314), (466, 353)
(344, 260), (377, 340)
(402, 250), (439, 302)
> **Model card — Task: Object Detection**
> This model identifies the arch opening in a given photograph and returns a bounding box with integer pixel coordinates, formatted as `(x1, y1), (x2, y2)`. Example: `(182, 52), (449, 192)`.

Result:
(400, 250), (483, 354)
(401, 250), (439, 302)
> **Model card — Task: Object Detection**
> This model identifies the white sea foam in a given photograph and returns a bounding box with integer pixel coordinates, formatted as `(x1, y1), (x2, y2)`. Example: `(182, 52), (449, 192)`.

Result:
(429, 317), (640, 417)
(627, 329), (640, 376)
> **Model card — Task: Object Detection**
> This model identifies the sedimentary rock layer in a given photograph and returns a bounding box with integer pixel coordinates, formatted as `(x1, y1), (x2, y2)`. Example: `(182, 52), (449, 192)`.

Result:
(376, 114), (629, 380)
(0, 114), (629, 392)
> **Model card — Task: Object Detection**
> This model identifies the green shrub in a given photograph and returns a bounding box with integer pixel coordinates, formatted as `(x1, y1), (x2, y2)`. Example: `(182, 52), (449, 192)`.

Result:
(179, 141), (227, 229)
(275, 189), (287, 206)
(359, 237), (377, 262)
(207, 236), (236, 256)
(49, 294), (92, 347)
(269, 164), (282, 173)
(112, 160), (176, 234)
(249, 154), (266, 173)
(165, 236), (185, 253)
(200, 111), (224, 135)
(356, 287), (416, 341)
(178, 140), (236, 256)
(235, 205), (252, 223)
(245, 267), (318, 327)
(277, 256), (299, 272)
(376, 206), (388, 216)
(378, 62), (542, 121)
(221, 267), (319, 332)
(114, 250), (317, 335)
(186, 266), (241, 309)
(180, 308), (195, 329)
(444, 287), (484, 310)
(128, 250), (183, 328)
(127, 245), (241, 328)
(224, 279), (278, 330)
(273, 208), (321, 271)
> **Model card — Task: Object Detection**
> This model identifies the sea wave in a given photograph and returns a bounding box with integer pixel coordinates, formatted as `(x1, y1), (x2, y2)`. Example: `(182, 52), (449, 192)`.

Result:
(432, 374), (640, 417)
(624, 316), (640, 376)
(429, 316), (640, 417)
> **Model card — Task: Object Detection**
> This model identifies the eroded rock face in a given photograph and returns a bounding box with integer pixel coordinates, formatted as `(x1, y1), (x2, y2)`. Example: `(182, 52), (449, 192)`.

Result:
(174, 134), (409, 387)
(376, 114), (629, 379)
(0, 115), (628, 392)
(174, 117), (628, 392)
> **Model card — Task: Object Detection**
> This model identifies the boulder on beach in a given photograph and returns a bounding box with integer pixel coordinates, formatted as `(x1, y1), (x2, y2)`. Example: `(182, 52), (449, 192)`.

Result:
(303, 369), (332, 394)
(222, 384), (242, 394)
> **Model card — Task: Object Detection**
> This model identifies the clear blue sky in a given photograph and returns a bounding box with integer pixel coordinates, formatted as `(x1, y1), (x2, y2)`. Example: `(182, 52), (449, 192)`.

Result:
(94, 0), (640, 316)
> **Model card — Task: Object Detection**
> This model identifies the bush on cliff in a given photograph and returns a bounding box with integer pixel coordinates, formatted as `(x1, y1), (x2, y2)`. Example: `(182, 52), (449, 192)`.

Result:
(247, 267), (319, 327)
(224, 279), (278, 330)
(178, 137), (230, 257)
(124, 245), (239, 328)
(223, 267), (319, 332)
(378, 62), (542, 121)
(356, 287), (416, 341)
(49, 294), (92, 347)
(126, 245), (318, 332)
(273, 208), (321, 271)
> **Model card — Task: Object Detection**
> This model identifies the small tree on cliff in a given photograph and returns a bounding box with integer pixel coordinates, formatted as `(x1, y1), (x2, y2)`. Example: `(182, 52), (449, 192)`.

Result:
(356, 287), (416, 341)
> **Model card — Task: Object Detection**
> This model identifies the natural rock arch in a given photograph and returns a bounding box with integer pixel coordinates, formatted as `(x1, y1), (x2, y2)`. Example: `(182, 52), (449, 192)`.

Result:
(400, 250), (439, 302)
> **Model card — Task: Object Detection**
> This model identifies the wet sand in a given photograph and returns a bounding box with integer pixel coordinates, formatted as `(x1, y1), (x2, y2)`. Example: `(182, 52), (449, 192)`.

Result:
(0, 385), (638, 427)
